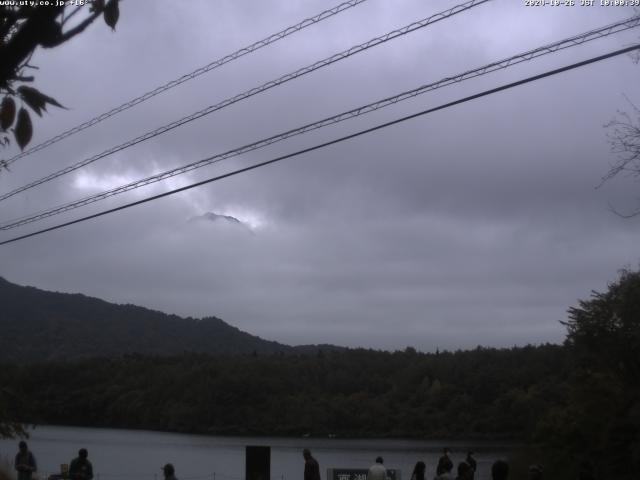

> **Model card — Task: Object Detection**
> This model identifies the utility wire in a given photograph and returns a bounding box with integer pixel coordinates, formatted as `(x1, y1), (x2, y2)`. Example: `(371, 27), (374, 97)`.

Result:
(2, 0), (369, 167)
(2, 14), (638, 231)
(0, 0), (491, 203)
(1, 43), (637, 247)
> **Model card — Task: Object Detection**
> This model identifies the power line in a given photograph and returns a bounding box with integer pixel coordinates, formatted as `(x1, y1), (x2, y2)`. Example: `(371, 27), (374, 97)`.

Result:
(1, 43), (637, 247)
(0, 0), (491, 203)
(2, 0), (370, 167)
(2, 14), (638, 231)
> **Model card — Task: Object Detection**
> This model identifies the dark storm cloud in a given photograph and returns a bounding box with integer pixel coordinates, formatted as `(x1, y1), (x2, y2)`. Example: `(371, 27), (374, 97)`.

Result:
(1, 0), (639, 350)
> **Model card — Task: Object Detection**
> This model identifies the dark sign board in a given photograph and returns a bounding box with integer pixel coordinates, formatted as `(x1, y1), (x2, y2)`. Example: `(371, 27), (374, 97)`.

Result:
(246, 446), (270, 480)
(327, 468), (401, 480)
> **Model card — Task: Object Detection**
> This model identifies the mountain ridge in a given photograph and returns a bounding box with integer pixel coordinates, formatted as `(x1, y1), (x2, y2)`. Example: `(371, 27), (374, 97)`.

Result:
(0, 276), (340, 362)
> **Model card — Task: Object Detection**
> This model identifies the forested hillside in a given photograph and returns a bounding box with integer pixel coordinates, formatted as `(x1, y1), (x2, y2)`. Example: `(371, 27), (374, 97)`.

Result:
(0, 277), (301, 360)
(1, 345), (567, 438)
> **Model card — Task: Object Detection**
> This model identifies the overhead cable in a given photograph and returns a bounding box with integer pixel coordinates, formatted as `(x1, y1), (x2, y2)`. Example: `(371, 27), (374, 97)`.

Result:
(0, 0), (491, 203)
(2, 0), (370, 167)
(2, 14), (639, 231)
(1, 43), (638, 247)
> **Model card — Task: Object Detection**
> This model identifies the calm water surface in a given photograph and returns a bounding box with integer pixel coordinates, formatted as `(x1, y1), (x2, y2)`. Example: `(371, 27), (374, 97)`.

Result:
(0, 426), (512, 480)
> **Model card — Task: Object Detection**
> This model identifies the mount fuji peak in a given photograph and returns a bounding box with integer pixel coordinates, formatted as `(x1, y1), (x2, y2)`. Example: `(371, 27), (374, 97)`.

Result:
(188, 211), (244, 226)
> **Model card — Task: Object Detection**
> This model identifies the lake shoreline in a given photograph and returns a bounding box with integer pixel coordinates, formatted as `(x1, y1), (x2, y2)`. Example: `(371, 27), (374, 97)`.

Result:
(13, 422), (521, 447)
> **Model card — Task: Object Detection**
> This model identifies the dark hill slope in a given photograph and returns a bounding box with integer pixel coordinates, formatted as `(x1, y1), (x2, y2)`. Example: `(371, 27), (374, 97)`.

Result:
(0, 277), (297, 361)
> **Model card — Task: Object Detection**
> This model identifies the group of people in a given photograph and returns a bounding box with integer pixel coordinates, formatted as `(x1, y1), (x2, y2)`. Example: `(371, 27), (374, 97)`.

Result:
(13, 441), (179, 480)
(16, 441), (543, 480)
(14, 441), (94, 480)
(302, 447), (541, 480)
(431, 448), (543, 480)
(427, 448), (481, 480)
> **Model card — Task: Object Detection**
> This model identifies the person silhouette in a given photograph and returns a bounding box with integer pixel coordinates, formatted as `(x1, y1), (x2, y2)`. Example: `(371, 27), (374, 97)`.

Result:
(14, 441), (37, 480)
(69, 448), (93, 480)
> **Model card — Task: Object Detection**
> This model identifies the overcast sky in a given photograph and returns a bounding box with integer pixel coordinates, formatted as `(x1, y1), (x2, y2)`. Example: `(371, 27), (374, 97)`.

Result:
(1, 0), (639, 351)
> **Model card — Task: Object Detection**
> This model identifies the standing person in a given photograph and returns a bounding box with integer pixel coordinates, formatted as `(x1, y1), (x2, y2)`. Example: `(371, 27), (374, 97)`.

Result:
(465, 452), (476, 479)
(14, 441), (37, 480)
(367, 457), (386, 480)
(162, 464), (178, 480)
(436, 449), (453, 476)
(302, 449), (321, 480)
(69, 448), (93, 480)
(434, 461), (453, 480)
(411, 461), (426, 480)
(455, 462), (472, 480)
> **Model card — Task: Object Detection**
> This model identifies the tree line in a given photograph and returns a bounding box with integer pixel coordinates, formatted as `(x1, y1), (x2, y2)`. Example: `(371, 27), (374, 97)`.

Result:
(0, 344), (568, 439)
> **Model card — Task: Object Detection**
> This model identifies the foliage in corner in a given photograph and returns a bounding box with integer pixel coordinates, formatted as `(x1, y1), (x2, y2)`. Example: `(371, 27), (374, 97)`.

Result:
(535, 268), (640, 480)
(0, 1), (120, 152)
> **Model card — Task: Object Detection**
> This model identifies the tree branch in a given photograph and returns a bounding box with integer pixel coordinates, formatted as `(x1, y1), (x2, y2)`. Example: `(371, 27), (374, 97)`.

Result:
(52, 8), (103, 47)
(61, 5), (83, 27)
(607, 201), (640, 219)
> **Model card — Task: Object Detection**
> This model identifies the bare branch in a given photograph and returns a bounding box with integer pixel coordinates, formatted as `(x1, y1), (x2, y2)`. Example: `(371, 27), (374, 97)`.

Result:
(601, 99), (640, 185)
(607, 201), (640, 218)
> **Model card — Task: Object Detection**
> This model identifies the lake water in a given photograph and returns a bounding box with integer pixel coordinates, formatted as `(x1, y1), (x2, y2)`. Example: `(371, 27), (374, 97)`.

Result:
(0, 426), (512, 480)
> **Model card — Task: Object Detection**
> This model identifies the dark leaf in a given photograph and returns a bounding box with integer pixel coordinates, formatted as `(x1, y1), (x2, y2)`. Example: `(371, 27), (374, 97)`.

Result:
(103, 0), (119, 30)
(90, 0), (105, 13)
(38, 21), (62, 48)
(17, 86), (44, 116)
(17, 86), (65, 116)
(1, 97), (16, 130)
(14, 108), (33, 150)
